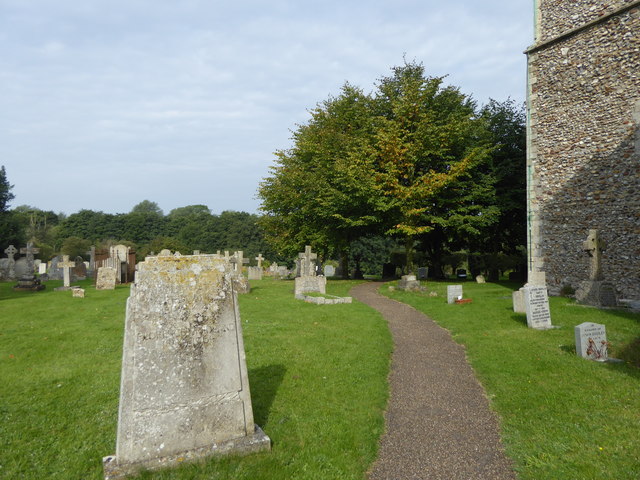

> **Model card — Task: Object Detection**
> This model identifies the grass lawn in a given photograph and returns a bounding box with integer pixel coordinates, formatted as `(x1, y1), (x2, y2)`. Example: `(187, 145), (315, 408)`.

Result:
(383, 279), (640, 480)
(0, 277), (392, 480)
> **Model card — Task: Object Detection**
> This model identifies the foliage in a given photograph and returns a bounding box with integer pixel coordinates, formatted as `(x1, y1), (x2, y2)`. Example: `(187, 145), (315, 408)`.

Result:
(258, 61), (523, 275)
(130, 200), (163, 216)
(60, 236), (92, 259)
(384, 281), (640, 479)
(0, 165), (15, 212)
(0, 278), (392, 479)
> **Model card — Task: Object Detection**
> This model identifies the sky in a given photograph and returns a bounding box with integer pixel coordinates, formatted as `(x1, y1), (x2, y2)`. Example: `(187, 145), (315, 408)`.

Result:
(1, 1), (534, 217)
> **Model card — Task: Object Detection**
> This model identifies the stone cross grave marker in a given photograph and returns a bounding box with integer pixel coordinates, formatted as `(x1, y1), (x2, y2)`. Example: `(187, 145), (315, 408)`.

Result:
(523, 285), (553, 329)
(103, 254), (270, 479)
(583, 229), (606, 281)
(85, 246), (96, 272)
(255, 254), (264, 269)
(575, 322), (608, 361)
(20, 242), (39, 277)
(4, 245), (17, 279)
(57, 255), (76, 288)
(298, 245), (317, 277)
(447, 285), (463, 304)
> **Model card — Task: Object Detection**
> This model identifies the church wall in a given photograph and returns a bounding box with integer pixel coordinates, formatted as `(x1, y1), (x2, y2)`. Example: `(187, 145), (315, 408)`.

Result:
(527, 1), (640, 299)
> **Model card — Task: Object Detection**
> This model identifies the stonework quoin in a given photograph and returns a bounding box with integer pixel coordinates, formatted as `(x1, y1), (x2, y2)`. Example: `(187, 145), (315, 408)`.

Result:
(103, 254), (269, 479)
(526, 1), (640, 300)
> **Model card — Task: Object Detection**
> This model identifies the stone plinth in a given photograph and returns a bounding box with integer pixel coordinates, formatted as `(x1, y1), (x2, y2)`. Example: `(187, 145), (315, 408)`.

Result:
(103, 254), (269, 479)
(294, 275), (326, 295)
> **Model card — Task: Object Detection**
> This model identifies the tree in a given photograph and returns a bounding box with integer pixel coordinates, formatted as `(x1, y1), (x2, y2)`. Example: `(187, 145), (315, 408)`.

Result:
(130, 200), (163, 216)
(0, 166), (15, 212)
(0, 166), (22, 247)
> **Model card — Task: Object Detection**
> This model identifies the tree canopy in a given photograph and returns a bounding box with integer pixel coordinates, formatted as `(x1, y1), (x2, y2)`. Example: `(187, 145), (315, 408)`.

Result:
(258, 60), (525, 274)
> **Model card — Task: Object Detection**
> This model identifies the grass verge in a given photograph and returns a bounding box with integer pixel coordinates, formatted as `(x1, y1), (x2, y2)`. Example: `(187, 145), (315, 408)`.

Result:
(0, 278), (392, 480)
(383, 280), (640, 480)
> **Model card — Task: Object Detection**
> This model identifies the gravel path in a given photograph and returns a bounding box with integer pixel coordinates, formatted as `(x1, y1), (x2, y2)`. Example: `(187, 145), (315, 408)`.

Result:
(350, 282), (516, 480)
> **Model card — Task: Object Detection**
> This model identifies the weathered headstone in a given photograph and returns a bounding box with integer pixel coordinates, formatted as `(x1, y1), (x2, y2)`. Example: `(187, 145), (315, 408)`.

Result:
(417, 267), (428, 280)
(575, 229), (617, 307)
(397, 274), (424, 292)
(447, 285), (463, 304)
(294, 246), (325, 295)
(323, 265), (335, 277)
(13, 243), (45, 291)
(512, 289), (526, 313)
(523, 285), (553, 329)
(255, 254), (264, 269)
(103, 254), (270, 479)
(96, 267), (117, 290)
(247, 266), (262, 281)
(475, 275), (486, 284)
(72, 287), (85, 298)
(575, 322), (608, 361)
(4, 245), (17, 280)
(73, 256), (87, 280)
(86, 246), (96, 273)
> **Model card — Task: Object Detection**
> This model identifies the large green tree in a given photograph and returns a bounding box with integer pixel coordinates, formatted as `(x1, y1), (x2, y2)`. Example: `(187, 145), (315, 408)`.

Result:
(0, 166), (23, 248)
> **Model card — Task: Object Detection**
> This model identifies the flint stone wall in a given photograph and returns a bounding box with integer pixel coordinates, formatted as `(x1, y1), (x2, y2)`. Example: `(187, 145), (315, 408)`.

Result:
(107, 255), (267, 477)
(527, 1), (640, 300)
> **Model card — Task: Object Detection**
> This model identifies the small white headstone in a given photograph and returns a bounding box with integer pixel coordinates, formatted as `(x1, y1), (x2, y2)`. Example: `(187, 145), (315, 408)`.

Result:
(575, 322), (608, 361)
(323, 265), (335, 277)
(447, 285), (463, 304)
(523, 285), (553, 329)
(512, 288), (525, 313)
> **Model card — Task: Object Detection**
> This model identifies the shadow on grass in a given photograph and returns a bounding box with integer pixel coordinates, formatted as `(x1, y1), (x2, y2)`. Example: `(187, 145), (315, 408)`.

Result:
(510, 313), (527, 326)
(249, 364), (286, 427)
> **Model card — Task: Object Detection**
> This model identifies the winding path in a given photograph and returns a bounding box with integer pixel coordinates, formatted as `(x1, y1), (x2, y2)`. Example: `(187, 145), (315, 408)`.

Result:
(350, 282), (516, 480)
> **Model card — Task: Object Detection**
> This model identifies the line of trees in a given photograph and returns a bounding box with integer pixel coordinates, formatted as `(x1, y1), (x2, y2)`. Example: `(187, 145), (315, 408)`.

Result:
(258, 60), (526, 279)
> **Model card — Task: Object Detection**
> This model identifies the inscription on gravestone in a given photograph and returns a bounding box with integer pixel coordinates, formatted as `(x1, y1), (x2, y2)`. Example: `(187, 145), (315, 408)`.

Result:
(575, 322), (608, 361)
(103, 254), (270, 479)
(523, 285), (553, 329)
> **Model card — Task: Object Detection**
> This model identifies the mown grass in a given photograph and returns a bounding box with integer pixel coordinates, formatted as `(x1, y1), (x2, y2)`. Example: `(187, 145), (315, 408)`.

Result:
(0, 278), (392, 480)
(383, 280), (640, 480)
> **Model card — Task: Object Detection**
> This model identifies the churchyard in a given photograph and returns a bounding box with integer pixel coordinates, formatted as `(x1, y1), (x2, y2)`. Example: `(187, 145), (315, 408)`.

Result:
(384, 280), (640, 479)
(1, 270), (639, 479)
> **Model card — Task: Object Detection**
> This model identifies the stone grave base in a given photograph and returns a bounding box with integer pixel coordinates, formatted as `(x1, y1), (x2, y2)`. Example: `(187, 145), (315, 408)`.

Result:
(13, 277), (45, 292)
(103, 425), (271, 480)
(54, 285), (80, 292)
(295, 293), (353, 304)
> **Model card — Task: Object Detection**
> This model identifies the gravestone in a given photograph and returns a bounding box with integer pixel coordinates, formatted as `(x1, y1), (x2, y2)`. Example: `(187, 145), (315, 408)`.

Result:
(103, 254), (270, 479)
(512, 289), (526, 313)
(324, 265), (335, 277)
(255, 254), (264, 269)
(4, 245), (17, 280)
(397, 275), (424, 292)
(14, 242), (45, 291)
(230, 253), (251, 293)
(523, 285), (553, 329)
(96, 267), (117, 290)
(575, 322), (608, 361)
(86, 246), (96, 274)
(575, 230), (617, 307)
(294, 246), (325, 295)
(247, 266), (262, 281)
(476, 275), (486, 284)
(56, 255), (76, 290)
(447, 285), (463, 304)
(417, 267), (428, 280)
(72, 287), (85, 298)
(73, 256), (87, 280)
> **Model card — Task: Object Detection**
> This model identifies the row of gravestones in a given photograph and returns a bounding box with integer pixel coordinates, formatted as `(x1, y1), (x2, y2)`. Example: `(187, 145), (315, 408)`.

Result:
(446, 280), (610, 363)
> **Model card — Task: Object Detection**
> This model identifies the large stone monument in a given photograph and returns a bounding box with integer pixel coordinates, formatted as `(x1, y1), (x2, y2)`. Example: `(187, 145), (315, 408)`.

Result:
(294, 246), (326, 295)
(575, 229), (617, 307)
(13, 242), (45, 291)
(103, 253), (270, 479)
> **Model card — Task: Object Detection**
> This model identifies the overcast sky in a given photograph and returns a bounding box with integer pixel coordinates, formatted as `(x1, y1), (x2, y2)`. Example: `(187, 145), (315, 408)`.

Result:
(1, 1), (533, 216)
